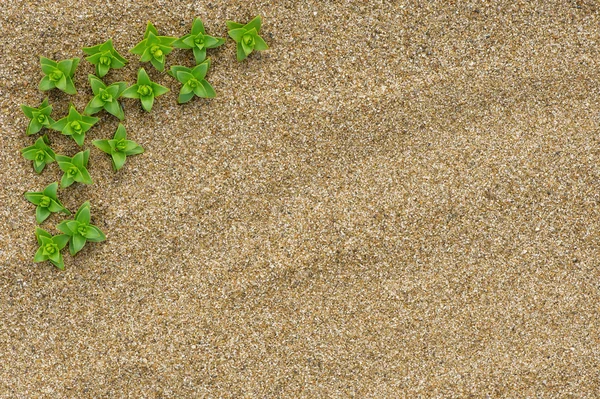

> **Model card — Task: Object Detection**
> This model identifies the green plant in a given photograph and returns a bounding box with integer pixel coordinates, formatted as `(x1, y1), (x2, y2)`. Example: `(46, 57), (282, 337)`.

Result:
(93, 123), (144, 171)
(130, 22), (176, 72)
(21, 135), (56, 173)
(24, 182), (70, 224)
(168, 60), (216, 103)
(34, 227), (70, 270)
(226, 16), (268, 61)
(84, 75), (127, 120)
(173, 18), (225, 64)
(121, 68), (169, 112)
(21, 98), (55, 135)
(83, 39), (128, 78)
(50, 105), (99, 146)
(56, 149), (93, 188)
(39, 56), (79, 94)
(57, 201), (106, 256)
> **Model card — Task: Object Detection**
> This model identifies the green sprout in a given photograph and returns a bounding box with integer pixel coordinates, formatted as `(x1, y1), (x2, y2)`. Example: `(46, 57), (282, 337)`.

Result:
(226, 16), (268, 61)
(121, 68), (169, 112)
(93, 123), (144, 171)
(24, 182), (71, 224)
(173, 18), (225, 64)
(168, 60), (216, 103)
(130, 22), (176, 72)
(34, 227), (70, 270)
(56, 149), (93, 188)
(82, 39), (128, 78)
(39, 56), (79, 94)
(57, 201), (106, 256)
(50, 105), (99, 146)
(21, 135), (56, 174)
(21, 98), (55, 135)
(84, 75), (127, 120)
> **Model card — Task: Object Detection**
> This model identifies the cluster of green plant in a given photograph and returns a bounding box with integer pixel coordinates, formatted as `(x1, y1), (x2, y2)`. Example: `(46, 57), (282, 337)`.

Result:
(21, 15), (269, 270)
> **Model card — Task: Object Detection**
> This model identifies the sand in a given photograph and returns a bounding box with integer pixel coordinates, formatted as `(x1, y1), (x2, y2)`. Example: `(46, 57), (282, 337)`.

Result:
(1, 0), (599, 397)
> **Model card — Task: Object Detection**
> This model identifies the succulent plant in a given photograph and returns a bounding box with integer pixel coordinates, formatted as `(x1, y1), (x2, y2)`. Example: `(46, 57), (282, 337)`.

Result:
(24, 182), (71, 224)
(50, 105), (99, 146)
(33, 227), (70, 270)
(39, 56), (79, 94)
(93, 123), (144, 171)
(226, 16), (268, 61)
(21, 135), (56, 174)
(173, 18), (225, 64)
(57, 201), (106, 256)
(21, 98), (55, 136)
(83, 39), (128, 78)
(84, 75), (127, 120)
(168, 60), (216, 103)
(130, 22), (177, 72)
(121, 68), (169, 112)
(56, 149), (93, 188)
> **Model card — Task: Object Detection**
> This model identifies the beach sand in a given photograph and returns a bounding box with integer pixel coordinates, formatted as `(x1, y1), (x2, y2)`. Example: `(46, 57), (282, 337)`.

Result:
(1, 0), (599, 397)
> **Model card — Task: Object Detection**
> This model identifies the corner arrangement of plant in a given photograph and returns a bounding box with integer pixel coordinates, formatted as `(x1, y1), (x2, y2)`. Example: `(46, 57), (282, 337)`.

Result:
(20, 15), (269, 270)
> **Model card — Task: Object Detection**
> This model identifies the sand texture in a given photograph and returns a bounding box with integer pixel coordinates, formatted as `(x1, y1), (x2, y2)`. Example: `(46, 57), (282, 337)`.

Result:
(1, 0), (599, 397)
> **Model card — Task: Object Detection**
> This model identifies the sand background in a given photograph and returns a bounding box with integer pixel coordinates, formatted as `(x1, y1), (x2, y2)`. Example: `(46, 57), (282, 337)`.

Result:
(1, 0), (599, 397)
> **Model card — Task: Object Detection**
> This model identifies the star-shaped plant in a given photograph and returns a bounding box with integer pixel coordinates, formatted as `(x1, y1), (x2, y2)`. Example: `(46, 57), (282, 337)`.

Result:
(226, 16), (268, 61)
(21, 98), (55, 135)
(57, 201), (106, 256)
(56, 149), (93, 188)
(82, 39), (128, 78)
(130, 22), (177, 72)
(50, 105), (99, 146)
(93, 123), (144, 171)
(24, 182), (71, 224)
(21, 135), (56, 174)
(121, 68), (169, 112)
(39, 56), (79, 94)
(168, 60), (216, 103)
(84, 75), (127, 120)
(34, 227), (70, 270)
(173, 18), (225, 64)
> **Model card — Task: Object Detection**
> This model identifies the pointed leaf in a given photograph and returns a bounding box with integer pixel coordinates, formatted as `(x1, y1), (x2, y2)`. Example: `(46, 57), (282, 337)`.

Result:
(244, 16), (262, 32)
(71, 234), (87, 255)
(236, 42), (247, 61)
(86, 225), (106, 242)
(137, 68), (151, 85)
(114, 124), (127, 140)
(228, 28), (246, 42)
(178, 91), (195, 104)
(53, 234), (70, 250)
(104, 100), (124, 120)
(140, 95), (154, 112)
(36, 206), (51, 224)
(254, 35), (268, 51)
(24, 192), (44, 205)
(112, 151), (126, 171)
(33, 247), (47, 262)
(151, 82), (169, 97)
(200, 80), (216, 98)
(193, 47), (207, 64)
(226, 21), (244, 30)
(39, 76), (55, 91)
(93, 139), (113, 154)
(191, 18), (206, 35)
(121, 85), (140, 99)
(42, 182), (58, 198)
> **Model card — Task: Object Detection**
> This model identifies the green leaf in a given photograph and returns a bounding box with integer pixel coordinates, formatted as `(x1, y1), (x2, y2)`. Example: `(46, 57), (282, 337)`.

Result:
(137, 68), (151, 85)
(55, 75), (67, 91)
(78, 167), (93, 185)
(178, 91), (195, 104)
(236, 42), (247, 61)
(150, 57), (164, 72)
(69, 58), (80, 76)
(144, 21), (159, 38)
(63, 77), (77, 95)
(112, 151), (126, 171)
(177, 71), (195, 84)
(57, 221), (73, 235)
(28, 119), (42, 135)
(39, 76), (55, 91)
(121, 85), (140, 99)
(104, 100), (124, 120)
(42, 182), (58, 198)
(88, 95), (106, 110)
(158, 36), (177, 46)
(226, 21), (244, 30)
(192, 60), (209, 80)
(71, 132), (86, 146)
(193, 84), (208, 98)
(191, 18), (206, 35)
(130, 39), (148, 55)
(33, 247), (47, 262)
(40, 57), (57, 74)
(57, 59), (74, 76)
(71, 234), (87, 255)
(89, 74), (106, 93)
(201, 80), (216, 98)
(53, 234), (71, 250)
(254, 35), (268, 51)
(140, 47), (153, 62)
(244, 15), (262, 32)
(241, 40), (253, 56)
(83, 42), (103, 55)
(50, 118), (68, 132)
(36, 206), (51, 224)
(93, 139), (113, 154)
(168, 65), (190, 78)
(193, 47), (207, 64)
(97, 62), (109, 77)
(173, 36), (193, 49)
(141, 95), (154, 112)
(21, 104), (35, 118)
(111, 57), (126, 69)
(47, 199), (65, 213)
(151, 82), (169, 97)
(72, 151), (86, 167)
(36, 227), (52, 243)
(86, 225), (106, 242)
(76, 206), (91, 224)
(61, 174), (75, 188)
(124, 143), (144, 155)
(106, 82), (127, 98)
(24, 192), (43, 205)
(228, 28), (247, 43)
(22, 147), (39, 161)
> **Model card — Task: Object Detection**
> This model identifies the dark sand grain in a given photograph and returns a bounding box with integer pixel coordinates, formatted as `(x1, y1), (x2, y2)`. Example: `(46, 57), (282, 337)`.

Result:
(1, 0), (599, 397)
